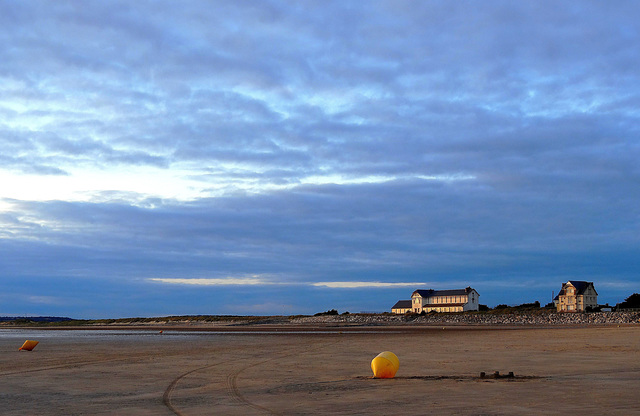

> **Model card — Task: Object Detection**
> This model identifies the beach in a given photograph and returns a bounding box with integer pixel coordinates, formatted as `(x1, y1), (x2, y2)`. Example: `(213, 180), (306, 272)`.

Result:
(1, 324), (639, 415)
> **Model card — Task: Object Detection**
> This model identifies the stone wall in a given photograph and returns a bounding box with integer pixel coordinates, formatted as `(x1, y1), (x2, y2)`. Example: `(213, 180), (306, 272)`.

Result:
(290, 311), (640, 325)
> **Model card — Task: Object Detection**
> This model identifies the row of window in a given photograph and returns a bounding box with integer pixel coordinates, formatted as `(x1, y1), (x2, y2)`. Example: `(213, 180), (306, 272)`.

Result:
(421, 306), (464, 313)
(560, 295), (597, 304)
(414, 296), (468, 304)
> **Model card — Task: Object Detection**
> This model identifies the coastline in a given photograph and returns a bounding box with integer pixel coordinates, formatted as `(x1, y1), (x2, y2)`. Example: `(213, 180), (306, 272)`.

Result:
(0, 311), (640, 330)
(3, 311), (639, 332)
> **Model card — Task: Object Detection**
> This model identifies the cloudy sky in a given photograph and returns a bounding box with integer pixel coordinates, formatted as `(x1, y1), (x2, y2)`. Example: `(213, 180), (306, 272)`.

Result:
(1, 1), (639, 318)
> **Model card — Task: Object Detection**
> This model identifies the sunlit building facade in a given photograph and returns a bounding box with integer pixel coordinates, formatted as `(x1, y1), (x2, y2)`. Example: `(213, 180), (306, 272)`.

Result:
(392, 287), (480, 313)
(554, 281), (598, 312)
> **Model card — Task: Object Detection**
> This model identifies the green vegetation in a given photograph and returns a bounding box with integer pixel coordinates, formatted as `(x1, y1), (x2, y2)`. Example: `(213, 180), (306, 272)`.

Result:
(0, 315), (286, 327)
(482, 301), (552, 315)
(617, 293), (640, 310)
(314, 309), (339, 316)
(0, 316), (75, 325)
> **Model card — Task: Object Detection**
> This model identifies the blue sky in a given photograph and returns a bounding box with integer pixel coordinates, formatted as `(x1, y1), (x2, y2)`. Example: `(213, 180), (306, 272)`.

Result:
(1, 1), (639, 318)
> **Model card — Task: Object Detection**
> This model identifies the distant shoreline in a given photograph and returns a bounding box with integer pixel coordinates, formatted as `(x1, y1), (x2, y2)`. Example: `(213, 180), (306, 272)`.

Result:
(2, 311), (639, 330)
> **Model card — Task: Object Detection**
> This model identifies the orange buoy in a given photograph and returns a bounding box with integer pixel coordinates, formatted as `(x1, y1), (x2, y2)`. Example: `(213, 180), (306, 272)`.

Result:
(19, 340), (39, 351)
(371, 351), (399, 378)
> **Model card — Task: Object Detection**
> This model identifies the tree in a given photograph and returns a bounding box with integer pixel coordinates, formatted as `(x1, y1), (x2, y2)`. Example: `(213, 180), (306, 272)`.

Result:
(314, 309), (339, 316)
(617, 293), (640, 309)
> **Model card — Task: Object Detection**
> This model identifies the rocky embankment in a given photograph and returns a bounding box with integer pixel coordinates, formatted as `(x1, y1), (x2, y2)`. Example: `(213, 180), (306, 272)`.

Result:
(291, 311), (640, 326)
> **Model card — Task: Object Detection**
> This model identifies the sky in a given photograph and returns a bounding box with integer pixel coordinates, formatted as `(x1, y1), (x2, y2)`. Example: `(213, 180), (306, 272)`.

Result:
(1, 1), (639, 318)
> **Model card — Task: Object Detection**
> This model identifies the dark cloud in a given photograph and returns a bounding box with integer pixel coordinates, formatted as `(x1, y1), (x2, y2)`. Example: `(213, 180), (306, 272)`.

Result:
(4, 171), (637, 280)
(1, 1), (639, 316)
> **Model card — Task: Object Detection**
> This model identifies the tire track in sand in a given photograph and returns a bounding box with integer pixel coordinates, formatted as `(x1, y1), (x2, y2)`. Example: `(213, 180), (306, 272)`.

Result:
(225, 339), (339, 415)
(162, 354), (285, 416)
(163, 338), (338, 415)
(0, 350), (175, 377)
(163, 364), (217, 416)
(226, 357), (283, 415)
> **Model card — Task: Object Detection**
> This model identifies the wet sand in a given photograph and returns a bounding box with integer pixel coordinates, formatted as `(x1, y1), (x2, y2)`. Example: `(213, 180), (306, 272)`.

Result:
(1, 325), (639, 415)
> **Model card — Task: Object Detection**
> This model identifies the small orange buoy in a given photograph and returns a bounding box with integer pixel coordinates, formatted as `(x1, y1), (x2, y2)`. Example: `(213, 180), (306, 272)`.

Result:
(19, 340), (39, 351)
(371, 351), (399, 378)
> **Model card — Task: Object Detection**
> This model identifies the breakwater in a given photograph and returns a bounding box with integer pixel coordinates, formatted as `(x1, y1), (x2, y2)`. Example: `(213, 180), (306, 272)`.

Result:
(291, 311), (640, 326)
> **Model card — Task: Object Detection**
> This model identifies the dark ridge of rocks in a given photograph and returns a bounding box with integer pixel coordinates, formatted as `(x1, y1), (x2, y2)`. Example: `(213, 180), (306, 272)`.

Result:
(291, 312), (640, 326)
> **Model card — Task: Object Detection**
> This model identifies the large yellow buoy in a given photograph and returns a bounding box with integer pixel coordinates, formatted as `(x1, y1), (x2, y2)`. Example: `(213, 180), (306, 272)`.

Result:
(371, 351), (399, 378)
(19, 340), (39, 351)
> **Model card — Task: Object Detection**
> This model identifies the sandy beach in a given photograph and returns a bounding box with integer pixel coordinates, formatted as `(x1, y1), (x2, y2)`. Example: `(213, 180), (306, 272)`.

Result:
(1, 324), (639, 415)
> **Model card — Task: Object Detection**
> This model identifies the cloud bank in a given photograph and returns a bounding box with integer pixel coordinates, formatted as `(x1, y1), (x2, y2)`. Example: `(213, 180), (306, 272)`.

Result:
(0, 1), (639, 317)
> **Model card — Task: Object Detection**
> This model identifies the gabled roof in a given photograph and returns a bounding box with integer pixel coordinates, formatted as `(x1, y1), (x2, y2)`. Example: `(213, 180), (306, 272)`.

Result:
(391, 300), (412, 309)
(558, 281), (598, 297)
(412, 287), (477, 298)
(568, 281), (597, 295)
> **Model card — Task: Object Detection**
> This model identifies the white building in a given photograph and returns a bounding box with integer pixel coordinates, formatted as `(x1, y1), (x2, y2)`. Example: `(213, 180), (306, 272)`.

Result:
(392, 287), (480, 313)
(391, 300), (412, 314)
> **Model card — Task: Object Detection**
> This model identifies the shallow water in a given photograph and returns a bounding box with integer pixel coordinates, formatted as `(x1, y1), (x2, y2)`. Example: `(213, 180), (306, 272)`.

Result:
(0, 328), (397, 341)
(0, 328), (173, 340)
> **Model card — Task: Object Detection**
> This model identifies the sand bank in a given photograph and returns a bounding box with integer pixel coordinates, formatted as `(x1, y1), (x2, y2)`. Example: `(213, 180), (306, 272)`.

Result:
(1, 325), (639, 415)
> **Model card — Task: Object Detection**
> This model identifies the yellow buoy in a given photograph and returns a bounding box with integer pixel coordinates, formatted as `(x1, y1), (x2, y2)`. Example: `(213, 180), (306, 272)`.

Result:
(371, 351), (399, 378)
(19, 340), (39, 351)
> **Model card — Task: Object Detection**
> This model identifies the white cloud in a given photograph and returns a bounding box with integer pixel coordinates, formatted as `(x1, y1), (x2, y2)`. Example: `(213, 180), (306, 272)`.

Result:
(596, 281), (639, 290)
(0, 167), (205, 206)
(149, 278), (430, 289)
(27, 295), (65, 305)
(148, 277), (272, 286)
(312, 281), (427, 289)
(0, 167), (475, 209)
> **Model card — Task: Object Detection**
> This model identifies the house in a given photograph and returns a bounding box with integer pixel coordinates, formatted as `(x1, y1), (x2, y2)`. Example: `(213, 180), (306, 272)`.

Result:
(391, 300), (412, 314)
(554, 281), (598, 312)
(391, 287), (480, 314)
